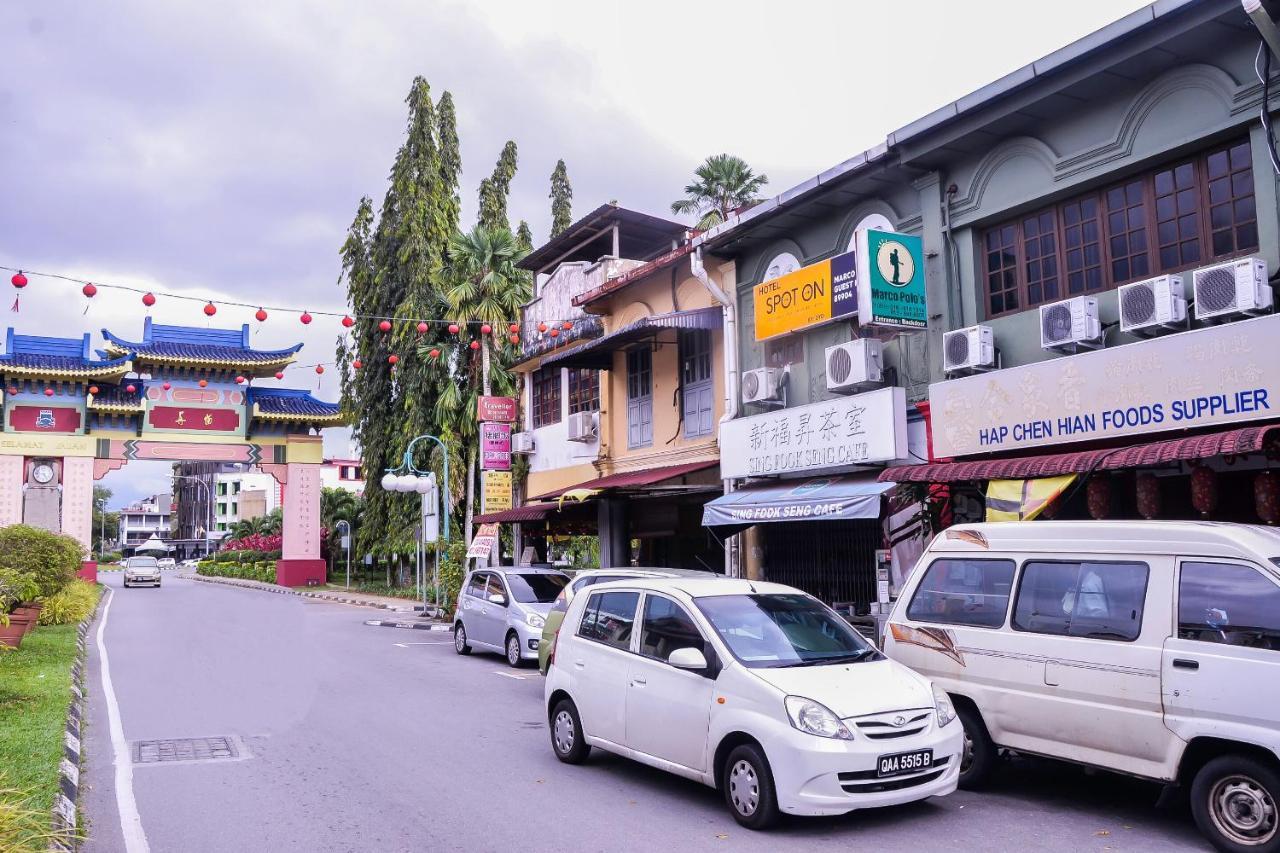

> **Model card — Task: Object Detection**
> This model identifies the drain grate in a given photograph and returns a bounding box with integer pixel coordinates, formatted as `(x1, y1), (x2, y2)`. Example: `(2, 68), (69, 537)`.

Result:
(132, 736), (240, 765)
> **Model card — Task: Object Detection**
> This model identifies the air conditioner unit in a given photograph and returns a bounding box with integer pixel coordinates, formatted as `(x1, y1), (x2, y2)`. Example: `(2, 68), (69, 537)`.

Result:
(1039, 295), (1101, 351)
(1118, 274), (1186, 334)
(825, 339), (882, 393)
(1193, 257), (1272, 321)
(511, 432), (535, 454)
(943, 325), (995, 374)
(741, 367), (783, 405)
(566, 411), (598, 443)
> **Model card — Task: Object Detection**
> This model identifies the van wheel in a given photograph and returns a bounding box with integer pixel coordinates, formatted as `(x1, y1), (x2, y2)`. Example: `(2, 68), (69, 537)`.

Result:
(1191, 754), (1280, 853)
(724, 743), (780, 830)
(957, 704), (996, 790)
(550, 698), (590, 764)
(453, 623), (471, 655)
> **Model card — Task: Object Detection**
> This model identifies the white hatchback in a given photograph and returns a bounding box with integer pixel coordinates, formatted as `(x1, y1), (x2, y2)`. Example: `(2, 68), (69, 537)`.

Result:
(544, 577), (962, 828)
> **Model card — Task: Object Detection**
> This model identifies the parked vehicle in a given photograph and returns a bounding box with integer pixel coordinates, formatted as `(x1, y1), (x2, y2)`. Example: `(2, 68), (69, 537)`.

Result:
(538, 568), (720, 674)
(157, 557), (176, 569)
(545, 577), (961, 829)
(123, 556), (162, 588)
(454, 568), (570, 667)
(885, 521), (1280, 853)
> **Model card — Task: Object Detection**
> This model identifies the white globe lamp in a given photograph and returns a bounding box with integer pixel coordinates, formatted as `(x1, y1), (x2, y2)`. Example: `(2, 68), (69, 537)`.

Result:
(380, 472), (398, 492)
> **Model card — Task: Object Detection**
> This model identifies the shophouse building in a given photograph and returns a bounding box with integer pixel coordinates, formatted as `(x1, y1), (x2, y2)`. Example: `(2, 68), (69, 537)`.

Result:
(116, 493), (173, 553)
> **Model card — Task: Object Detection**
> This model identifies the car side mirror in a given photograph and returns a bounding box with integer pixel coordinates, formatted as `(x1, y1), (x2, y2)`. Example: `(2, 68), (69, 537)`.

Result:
(488, 593), (507, 607)
(668, 647), (708, 670)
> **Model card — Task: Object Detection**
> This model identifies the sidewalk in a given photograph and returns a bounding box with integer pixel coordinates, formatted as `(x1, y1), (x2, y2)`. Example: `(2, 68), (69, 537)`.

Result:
(181, 572), (444, 617)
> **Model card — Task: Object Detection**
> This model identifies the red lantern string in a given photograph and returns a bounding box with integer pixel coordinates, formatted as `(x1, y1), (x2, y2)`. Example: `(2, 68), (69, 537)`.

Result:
(10, 272), (27, 289)
(428, 349), (440, 359)
(509, 334), (519, 345)
(82, 283), (97, 298)
(315, 365), (324, 375)
(562, 321), (572, 330)
(378, 320), (392, 333)
(126, 384), (137, 393)
(549, 328), (559, 338)
(203, 301), (217, 317)
(417, 322), (428, 334)
(44, 388), (54, 397)
(341, 315), (355, 328)
(274, 371), (284, 380)
(88, 385), (99, 395)
(469, 340), (480, 350)
(509, 323), (519, 333)
(198, 379), (208, 388)
(352, 359), (363, 370)
(538, 322), (547, 333)
(142, 292), (156, 307)
(235, 375), (246, 384)
(300, 311), (312, 325)
(481, 324), (492, 335)
(255, 308), (268, 322)
(448, 323), (460, 335)
(388, 354), (399, 365)
(162, 382), (172, 391)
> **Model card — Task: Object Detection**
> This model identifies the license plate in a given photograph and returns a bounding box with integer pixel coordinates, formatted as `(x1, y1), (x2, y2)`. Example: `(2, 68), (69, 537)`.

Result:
(877, 749), (933, 778)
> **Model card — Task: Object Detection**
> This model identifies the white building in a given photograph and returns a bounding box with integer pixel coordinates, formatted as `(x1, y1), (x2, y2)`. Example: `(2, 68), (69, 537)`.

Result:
(117, 494), (172, 552)
(321, 457), (364, 495)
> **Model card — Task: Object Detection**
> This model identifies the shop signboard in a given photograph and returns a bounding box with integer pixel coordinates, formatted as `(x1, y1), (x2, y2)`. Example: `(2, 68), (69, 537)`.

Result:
(719, 386), (907, 479)
(147, 406), (240, 433)
(482, 470), (513, 514)
(930, 313), (1280, 458)
(855, 229), (927, 329)
(477, 396), (517, 423)
(480, 421), (511, 470)
(467, 523), (500, 559)
(753, 250), (858, 341)
(7, 405), (82, 434)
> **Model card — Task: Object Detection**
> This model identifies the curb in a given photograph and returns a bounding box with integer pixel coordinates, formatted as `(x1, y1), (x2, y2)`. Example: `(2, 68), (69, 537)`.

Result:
(185, 574), (420, 612)
(49, 589), (104, 851)
(363, 619), (452, 631)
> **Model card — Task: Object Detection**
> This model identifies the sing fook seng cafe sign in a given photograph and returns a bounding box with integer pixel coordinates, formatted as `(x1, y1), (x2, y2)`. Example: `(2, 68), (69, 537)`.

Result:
(929, 313), (1280, 458)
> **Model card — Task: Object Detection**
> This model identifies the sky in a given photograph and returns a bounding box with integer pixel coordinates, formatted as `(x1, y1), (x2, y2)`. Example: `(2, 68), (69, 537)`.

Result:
(0, 0), (1152, 507)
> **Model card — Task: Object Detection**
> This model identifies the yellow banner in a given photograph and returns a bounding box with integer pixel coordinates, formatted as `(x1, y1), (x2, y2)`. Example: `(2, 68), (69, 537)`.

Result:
(985, 475), (1076, 522)
(483, 470), (513, 514)
(0, 434), (96, 457)
(754, 259), (833, 340)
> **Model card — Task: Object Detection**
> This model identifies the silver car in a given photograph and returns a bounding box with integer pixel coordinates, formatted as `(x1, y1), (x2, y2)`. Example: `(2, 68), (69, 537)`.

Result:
(454, 568), (569, 667)
(123, 556), (162, 588)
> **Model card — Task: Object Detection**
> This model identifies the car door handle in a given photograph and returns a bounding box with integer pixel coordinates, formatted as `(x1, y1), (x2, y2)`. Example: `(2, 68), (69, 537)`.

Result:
(574, 660), (585, 669)
(1172, 658), (1200, 671)
(631, 677), (647, 686)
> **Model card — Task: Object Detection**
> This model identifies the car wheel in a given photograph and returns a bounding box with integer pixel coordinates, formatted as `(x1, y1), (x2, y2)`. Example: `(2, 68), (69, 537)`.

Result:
(453, 623), (471, 655)
(550, 698), (590, 764)
(506, 632), (523, 668)
(1192, 754), (1280, 853)
(723, 743), (780, 830)
(957, 704), (996, 790)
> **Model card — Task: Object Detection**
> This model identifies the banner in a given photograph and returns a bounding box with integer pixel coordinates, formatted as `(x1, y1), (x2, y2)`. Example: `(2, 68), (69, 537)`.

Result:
(753, 250), (857, 340)
(482, 470), (513, 514)
(985, 475), (1076, 522)
(467, 523), (500, 559)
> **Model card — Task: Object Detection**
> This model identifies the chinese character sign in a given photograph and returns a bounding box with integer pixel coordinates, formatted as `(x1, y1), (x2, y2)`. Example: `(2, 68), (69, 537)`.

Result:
(480, 421), (512, 470)
(483, 470), (513, 514)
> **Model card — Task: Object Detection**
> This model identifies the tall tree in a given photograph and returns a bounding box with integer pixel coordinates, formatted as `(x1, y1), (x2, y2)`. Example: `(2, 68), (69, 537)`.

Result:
(670, 153), (769, 230)
(436, 91), (462, 238)
(477, 140), (519, 232)
(549, 159), (573, 237)
(91, 485), (119, 555)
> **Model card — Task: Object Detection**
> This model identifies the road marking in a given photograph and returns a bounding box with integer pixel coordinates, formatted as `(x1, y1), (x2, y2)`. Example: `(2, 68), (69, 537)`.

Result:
(393, 642), (451, 647)
(96, 586), (151, 853)
(492, 671), (526, 680)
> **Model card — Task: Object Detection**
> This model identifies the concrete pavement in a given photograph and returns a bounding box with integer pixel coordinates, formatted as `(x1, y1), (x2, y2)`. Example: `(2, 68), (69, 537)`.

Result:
(82, 573), (1210, 852)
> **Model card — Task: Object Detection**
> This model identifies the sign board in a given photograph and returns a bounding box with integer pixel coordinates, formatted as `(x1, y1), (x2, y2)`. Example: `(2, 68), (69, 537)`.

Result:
(753, 250), (858, 340)
(147, 406), (240, 432)
(855, 229), (927, 329)
(8, 405), (82, 434)
(483, 470), (513, 514)
(930, 313), (1280, 458)
(477, 396), (518, 423)
(480, 422), (512, 470)
(467, 523), (500, 559)
(719, 386), (908, 479)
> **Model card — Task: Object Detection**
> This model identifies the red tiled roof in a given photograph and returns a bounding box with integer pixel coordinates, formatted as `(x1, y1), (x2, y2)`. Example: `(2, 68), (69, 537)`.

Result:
(573, 244), (695, 308)
(532, 460), (719, 501)
(879, 424), (1280, 484)
(473, 504), (558, 524)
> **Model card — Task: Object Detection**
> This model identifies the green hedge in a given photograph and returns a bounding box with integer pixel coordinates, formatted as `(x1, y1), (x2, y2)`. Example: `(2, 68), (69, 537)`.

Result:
(196, 560), (276, 584)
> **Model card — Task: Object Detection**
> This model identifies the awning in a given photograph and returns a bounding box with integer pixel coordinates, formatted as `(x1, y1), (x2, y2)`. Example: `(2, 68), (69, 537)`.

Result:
(702, 474), (894, 535)
(472, 504), (558, 524)
(540, 308), (722, 371)
(531, 460), (718, 501)
(879, 424), (1280, 484)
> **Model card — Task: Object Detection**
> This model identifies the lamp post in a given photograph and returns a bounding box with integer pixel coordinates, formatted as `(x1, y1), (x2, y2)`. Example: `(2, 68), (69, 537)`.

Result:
(383, 434), (449, 613)
(334, 519), (352, 589)
(172, 474), (215, 558)
(96, 496), (107, 559)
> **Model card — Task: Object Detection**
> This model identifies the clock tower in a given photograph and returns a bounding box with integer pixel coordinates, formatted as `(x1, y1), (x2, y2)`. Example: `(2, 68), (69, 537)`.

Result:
(23, 458), (62, 533)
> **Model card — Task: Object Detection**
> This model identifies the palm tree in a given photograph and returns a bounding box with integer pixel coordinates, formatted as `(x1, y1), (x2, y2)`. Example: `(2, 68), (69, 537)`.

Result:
(670, 154), (769, 230)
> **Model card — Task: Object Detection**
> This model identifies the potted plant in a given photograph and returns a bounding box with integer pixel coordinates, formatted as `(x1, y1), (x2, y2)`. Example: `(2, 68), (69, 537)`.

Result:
(0, 568), (40, 648)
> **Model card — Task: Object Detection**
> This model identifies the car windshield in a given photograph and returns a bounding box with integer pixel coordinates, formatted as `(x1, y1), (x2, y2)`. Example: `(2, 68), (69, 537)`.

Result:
(128, 558), (158, 568)
(506, 573), (568, 604)
(695, 593), (878, 668)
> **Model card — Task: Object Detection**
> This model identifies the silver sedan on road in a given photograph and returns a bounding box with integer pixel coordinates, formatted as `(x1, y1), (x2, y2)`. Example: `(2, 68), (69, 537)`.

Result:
(123, 556), (162, 588)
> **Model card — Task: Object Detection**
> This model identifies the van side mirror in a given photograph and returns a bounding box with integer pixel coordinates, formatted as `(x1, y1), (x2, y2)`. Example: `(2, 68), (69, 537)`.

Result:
(668, 647), (708, 670)
(488, 593), (508, 607)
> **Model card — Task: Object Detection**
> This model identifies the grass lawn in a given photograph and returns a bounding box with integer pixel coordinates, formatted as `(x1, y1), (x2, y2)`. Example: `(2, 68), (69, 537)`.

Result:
(0, 594), (97, 850)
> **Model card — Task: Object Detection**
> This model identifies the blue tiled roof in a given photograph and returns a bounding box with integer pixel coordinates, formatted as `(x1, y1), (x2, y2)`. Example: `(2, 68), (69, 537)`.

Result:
(101, 318), (303, 364)
(1, 330), (134, 375)
(249, 388), (341, 419)
(89, 383), (144, 408)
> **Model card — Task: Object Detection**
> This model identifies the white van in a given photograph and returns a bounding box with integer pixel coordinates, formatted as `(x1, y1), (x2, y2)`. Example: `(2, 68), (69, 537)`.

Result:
(885, 521), (1280, 853)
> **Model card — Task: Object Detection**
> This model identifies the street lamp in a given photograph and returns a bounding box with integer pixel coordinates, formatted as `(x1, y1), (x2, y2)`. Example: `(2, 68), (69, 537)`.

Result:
(96, 495), (107, 559)
(334, 519), (352, 589)
(383, 434), (449, 613)
(172, 474), (215, 558)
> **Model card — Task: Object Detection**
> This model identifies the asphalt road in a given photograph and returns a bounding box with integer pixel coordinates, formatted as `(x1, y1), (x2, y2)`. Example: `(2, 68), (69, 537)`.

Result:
(82, 573), (1211, 852)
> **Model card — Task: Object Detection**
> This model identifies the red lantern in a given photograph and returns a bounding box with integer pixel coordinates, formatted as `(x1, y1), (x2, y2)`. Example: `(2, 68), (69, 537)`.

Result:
(509, 323), (519, 334)
(44, 388), (54, 397)
(378, 320), (392, 333)
(469, 340), (480, 350)
(1191, 466), (1218, 518)
(428, 349), (440, 359)
(481, 324), (492, 335)
(142, 292), (156, 307)
(509, 334), (520, 345)
(1136, 473), (1161, 520)
(203, 301), (217, 316)
(82, 283), (97, 298)
(1086, 476), (1112, 519)
(352, 359), (363, 370)
(88, 385), (99, 395)
(255, 307), (268, 322)
(162, 382), (172, 391)
(198, 379), (208, 388)
(1256, 470), (1280, 524)
(10, 272), (27, 289)
(538, 322), (547, 333)
(300, 311), (312, 325)
(235, 375), (246, 384)
(549, 328), (560, 338)
(562, 321), (572, 330)
(416, 322), (428, 334)
(341, 315), (354, 328)
(388, 354), (399, 365)
(274, 371), (284, 380)
(315, 365), (325, 375)
(448, 323), (460, 335)
(126, 384), (136, 394)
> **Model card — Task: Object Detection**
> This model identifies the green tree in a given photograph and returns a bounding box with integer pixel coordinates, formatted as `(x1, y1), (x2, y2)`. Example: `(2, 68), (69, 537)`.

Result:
(549, 158), (573, 237)
(91, 485), (119, 556)
(477, 140), (518, 232)
(670, 153), (769, 230)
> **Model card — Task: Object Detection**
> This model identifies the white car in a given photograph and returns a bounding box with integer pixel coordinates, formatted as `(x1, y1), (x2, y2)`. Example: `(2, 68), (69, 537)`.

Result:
(544, 578), (962, 828)
(123, 556), (161, 588)
(157, 557), (176, 569)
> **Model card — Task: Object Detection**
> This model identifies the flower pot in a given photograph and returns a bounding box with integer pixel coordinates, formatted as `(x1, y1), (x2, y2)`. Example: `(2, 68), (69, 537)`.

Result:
(14, 606), (40, 624)
(0, 620), (24, 648)
(7, 613), (36, 636)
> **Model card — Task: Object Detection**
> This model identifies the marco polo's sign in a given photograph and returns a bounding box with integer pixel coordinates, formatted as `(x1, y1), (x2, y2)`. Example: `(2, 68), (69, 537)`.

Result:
(753, 251), (857, 341)
(929, 313), (1280, 458)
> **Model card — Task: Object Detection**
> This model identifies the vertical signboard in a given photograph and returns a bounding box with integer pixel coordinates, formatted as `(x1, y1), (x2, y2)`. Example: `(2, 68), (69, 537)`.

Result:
(480, 421), (512, 470)
(482, 470), (513, 514)
(855, 229), (927, 329)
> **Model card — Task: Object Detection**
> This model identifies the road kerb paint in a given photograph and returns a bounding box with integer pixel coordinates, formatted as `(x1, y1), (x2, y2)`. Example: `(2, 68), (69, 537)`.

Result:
(96, 586), (151, 853)
(492, 671), (526, 680)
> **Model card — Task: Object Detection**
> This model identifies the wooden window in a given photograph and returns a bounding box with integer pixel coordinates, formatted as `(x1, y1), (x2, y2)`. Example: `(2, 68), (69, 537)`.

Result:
(566, 369), (599, 415)
(1207, 141), (1258, 257)
(531, 368), (561, 429)
(984, 223), (1019, 317)
(680, 330), (714, 438)
(1022, 210), (1059, 306)
(1153, 158), (1202, 270)
(626, 347), (653, 449)
(1104, 178), (1150, 284)
(1061, 196), (1104, 295)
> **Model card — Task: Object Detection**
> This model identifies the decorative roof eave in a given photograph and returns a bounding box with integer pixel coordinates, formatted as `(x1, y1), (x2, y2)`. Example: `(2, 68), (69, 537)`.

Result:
(0, 358), (135, 381)
(101, 343), (298, 371)
(86, 392), (146, 413)
(250, 404), (345, 425)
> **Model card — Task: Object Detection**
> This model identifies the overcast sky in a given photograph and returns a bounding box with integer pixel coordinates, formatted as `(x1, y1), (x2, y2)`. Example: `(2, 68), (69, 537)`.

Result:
(0, 0), (1151, 507)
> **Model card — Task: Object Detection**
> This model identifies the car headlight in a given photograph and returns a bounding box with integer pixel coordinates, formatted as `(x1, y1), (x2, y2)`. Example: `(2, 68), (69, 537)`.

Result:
(784, 695), (853, 740)
(525, 613), (545, 629)
(932, 684), (956, 728)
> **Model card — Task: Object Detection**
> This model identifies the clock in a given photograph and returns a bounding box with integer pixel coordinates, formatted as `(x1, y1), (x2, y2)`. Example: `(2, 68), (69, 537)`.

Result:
(31, 463), (55, 485)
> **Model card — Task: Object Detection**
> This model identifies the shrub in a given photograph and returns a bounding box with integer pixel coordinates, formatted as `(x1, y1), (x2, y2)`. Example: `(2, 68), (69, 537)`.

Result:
(0, 569), (40, 620)
(0, 525), (83, 599)
(37, 580), (100, 625)
(96, 551), (122, 564)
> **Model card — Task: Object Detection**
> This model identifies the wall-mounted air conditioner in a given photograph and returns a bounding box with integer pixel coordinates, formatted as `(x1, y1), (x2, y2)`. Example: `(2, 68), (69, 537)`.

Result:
(511, 432), (536, 454)
(1040, 295), (1101, 352)
(943, 325), (995, 374)
(1192, 257), (1271, 321)
(824, 339), (882, 393)
(1118, 274), (1186, 335)
(741, 367), (784, 405)
(566, 411), (598, 443)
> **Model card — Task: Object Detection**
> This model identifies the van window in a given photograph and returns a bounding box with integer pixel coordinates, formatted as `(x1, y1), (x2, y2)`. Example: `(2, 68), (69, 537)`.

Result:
(578, 591), (639, 651)
(906, 559), (1016, 628)
(1179, 561), (1280, 651)
(1013, 561), (1149, 641)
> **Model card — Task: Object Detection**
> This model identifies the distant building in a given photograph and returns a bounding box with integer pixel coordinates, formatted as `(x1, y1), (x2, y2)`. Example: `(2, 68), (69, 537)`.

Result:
(321, 458), (364, 495)
(117, 493), (172, 553)
(212, 467), (282, 535)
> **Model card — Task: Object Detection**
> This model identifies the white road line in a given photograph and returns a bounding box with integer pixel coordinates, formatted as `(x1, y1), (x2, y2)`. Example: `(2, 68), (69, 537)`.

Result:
(96, 586), (150, 853)
(393, 642), (451, 647)
(492, 671), (526, 680)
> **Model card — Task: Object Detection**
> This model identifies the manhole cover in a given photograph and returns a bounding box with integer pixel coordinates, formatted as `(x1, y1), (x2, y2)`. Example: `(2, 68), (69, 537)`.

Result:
(132, 736), (243, 765)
